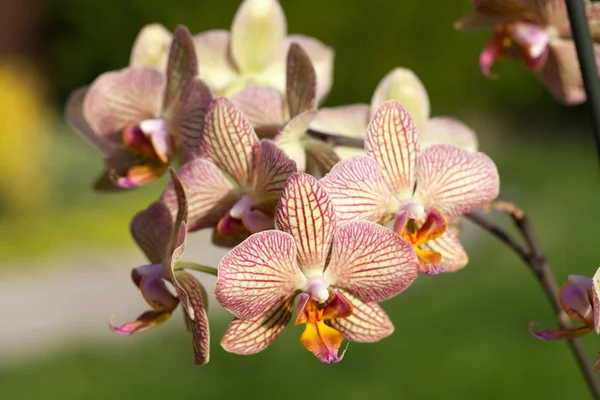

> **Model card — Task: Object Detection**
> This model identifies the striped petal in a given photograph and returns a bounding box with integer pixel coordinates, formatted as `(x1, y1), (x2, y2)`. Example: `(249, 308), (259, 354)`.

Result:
(174, 79), (213, 163)
(162, 26), (198, 115)
(320, 156), (395, 224)
(420, 229), (469, 274)
(559, 281), (594, 325)
(275, 174), (336, 273)
(201, 98), (259, 186)
(370, 68), (430, 133)
(161, 158), (237, 232)
(230, 86), (285, 137)
(329, 289), (394, 343)
(366, 101), (419, 199)
(252, 140), (298, 203)
(83, 67), (164, 141)
(324, 220), (419, 303)
(130, 24), (172, 69)
(309, 104), (370, 139)
(414, 144), (500, 221)
(286, 42), (317, 118)
(193, 30), (237, 94)
(593, 268), (600, 334)
(215, 230), (305, 319)
(421, 117), (479, 152)
(175, 271), (210, 366)
(230, 0), (286, 73)
(130, 201), (173, 264)
(221, 296), (294, 355)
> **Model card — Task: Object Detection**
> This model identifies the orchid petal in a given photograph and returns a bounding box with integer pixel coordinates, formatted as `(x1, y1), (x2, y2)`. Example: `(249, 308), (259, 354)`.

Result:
(309, 104), (370, 139)
(286, 42), (317, 118)
(162, 158), (236, 231)
(529, 322), (592, 340)
(559, 281), (594, 325)
(162, 26), (198, 114)
(201, 98), (259, 186)
(193, 30), (238, 94)
(454, 0), (531, 30)
(421, 117), (479, 152)
(215, 230), (305, 319)
(366, 101), (419, 198)
(593, 267), (600, 334)
(112, 163), (167, 189)
(139, 275), (179, 311)
(275, 174), (336, 273)
(211, 225), (251, 248)
(83, 67), (164, 140)
(230, 86), (285, 137)
(329, 289), (394, 343)
(252, 140), (298, 203)
(370, 68), (430, 133)
(335, 146), (368, 160)
(109, 310), (172, 335)
(325, 220), (419, 303)
(299, 321), (345, 364)
(320, 156), (395, 224)
(305, 138), (340, 176)
(130, 24), (172, 69)
(242, 209), (275, 233)
(131, 201), (173, 264)
(174, 79), (213, 164)
(221, 296), (294, 355)
(175, 271), (210, 365)
(230, 0), (286, 73)
(420, 229), (469, 273)
(275, 110), (316, 171)
(414, 144), (500, 221)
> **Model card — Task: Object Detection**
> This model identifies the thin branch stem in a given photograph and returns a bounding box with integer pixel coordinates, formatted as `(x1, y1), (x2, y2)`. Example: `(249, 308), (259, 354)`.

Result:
(565, 0), (600, 166)
(466, 209), (600, 399)
(174, 262), (218, 277)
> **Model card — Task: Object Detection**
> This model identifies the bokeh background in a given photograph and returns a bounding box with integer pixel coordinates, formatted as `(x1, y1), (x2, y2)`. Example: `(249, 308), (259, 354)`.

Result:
(1, 0), (599, 399)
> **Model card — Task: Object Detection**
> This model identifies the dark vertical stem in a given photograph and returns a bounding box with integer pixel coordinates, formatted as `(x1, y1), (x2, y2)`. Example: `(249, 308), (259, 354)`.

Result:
(565, 0), (600, 165)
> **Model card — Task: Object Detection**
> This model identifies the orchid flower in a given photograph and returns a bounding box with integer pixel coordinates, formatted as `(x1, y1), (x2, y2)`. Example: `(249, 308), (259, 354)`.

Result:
(193, 0), (333, 101)
(455, 0), (600, 105)
(310, 67), (479, 159)
(320, 101), (500, 274)
(130, 24), (173, 70)
(110, 170), (210, 365)
(65, 26), (212, 190)
(160, 97), (297, 247)
(215, 173), (419, 363)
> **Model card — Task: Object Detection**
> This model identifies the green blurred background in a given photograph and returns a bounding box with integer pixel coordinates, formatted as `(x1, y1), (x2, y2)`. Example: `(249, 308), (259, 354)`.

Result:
(1, 0), (599, 399)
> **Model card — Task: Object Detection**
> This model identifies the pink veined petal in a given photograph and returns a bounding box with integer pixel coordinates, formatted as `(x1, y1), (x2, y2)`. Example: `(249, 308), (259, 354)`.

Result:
(366, 100), (419, 198)
(324, 220), (419, 303)
(83, 67), (164, 140)
(370, 68), (430, 133)
(129, 24), (172, 69)
(65, 87), (120, 153)
(230, 0), (286, 73)
(308, 104), (370, 139)
(320, 156), (395, 224)
(215, 230), (305, 320)
(420, 229), (469, 273)
(421, 117), (479, 152)
(175, 271), (210, 366)
(229, 86), (285, 137)
(414, 144), (500, 221)
(592, 267), (600, 334)
(193, 30), (238, 94)
(275, 174), (337, 273)
(130, 201), (173, 264)
(174, 79), (213, 164)
(286, 42), (317, 118)
(162, 26), (198, 115)
(162, 158), (236, 232)
(328, 289), (394, 343)
(201, 98), (260, 186)
(221, 296), (294, 355)
(252, 140), (298, 203)
(559, 281), (594, 325)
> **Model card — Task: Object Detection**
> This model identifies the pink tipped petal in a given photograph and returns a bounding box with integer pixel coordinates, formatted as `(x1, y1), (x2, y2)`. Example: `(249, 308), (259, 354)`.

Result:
(221, 297), (294, 355)
(309, 104), (370, 139)
(305, 138), (340, 175)
(329, 289), (394, 342)
(366, 101), (419, 198)
(215, 230), (305, 319)
(252, 140), (298, 202)
(162, 26), (198, 114)
(83, 67), (164, 140)
(193, 30), (237, 94)
(275, 174), (336, 273)
(414, 145), (500, 221)
(162, 158), (236, 231)
(201, 98), (259, 185)
(130, 24), (172, 69)
(230, 0), (286, 73)
(230, 86), (285, 137)
(175, 271), (210, 366)
(325, 220), (419, 303)
(286, 35), (334, 103)
(320, 156), (395, 224)
(529, 322), (592, 340)
(559, 281), (594, 325)
(593, 268), (600, 334)
(286, 42), (317, 117)
(370, 68), (430, 132)
(109, 310), (171, 335)
(139, 276), (179, 311)
(421, 117), (479, 152)
(420, 230), (469, 273)
(130, 201), (173, 264)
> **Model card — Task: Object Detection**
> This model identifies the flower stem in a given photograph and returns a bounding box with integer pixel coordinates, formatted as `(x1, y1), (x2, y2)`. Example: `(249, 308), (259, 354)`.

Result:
(565, 0), (600, 166)
(466, 208), (600, 399)
(174, 262), (219, 277)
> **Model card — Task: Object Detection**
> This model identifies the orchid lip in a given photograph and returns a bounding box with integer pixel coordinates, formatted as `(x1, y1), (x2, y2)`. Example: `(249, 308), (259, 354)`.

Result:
(401, 201), (425, 221)
(229, 194), (255, 219)
(139, 118), (167, 134)
(304, 279), (329, 304)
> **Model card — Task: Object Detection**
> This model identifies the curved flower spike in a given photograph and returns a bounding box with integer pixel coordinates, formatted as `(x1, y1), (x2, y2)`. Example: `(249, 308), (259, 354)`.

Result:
(161, 98), (297, 247)
(109, 170), (210, 365)
(455, 0), (600, 104)
(65, 26), (212, 191)
(320, 101), (499, 273)
(530, 268), (600, 341)
(215, 173), (419, 363)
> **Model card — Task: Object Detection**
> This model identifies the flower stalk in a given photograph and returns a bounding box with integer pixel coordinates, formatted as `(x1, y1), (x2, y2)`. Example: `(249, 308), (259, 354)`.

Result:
(175, 262), (219, 277)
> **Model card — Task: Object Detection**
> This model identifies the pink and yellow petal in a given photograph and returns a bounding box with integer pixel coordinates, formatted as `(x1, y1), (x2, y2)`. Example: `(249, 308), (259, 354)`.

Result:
(109, 310), (172, 335)
(229, 86), (285, 137)
(193, 30), (238, 94)
(286, 42), (317, 118)
(162, 26), (199, 115)
(299, 321), (346, 363)
(309, 104), (370, 139)
(176, 271), (211, 365)
(252, 140), (298, 202)
(592, 268), (600, 334)
(421, 117), (479, 152)
(129, 24), (172, 69)
(420, 230), (469, 273)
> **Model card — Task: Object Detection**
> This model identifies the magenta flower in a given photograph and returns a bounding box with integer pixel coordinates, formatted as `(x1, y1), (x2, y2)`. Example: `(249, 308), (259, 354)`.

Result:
(215, 173), (419, 363)
(160, 97), (297, 246)
(320, 101), (500, 274)
(455, 0), (600, 104)
(109, 171), (210, 365)
(65, 26), (211, 190)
